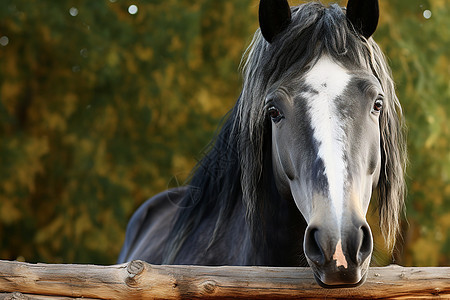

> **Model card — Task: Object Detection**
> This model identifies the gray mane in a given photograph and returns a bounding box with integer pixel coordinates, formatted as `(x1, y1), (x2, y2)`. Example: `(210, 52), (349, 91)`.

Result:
(236, 2), (406, 250)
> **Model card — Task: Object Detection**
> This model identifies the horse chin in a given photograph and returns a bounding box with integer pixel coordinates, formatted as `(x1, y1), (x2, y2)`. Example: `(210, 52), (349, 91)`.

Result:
(309, 263), (369, 289)
(313, 272), (368, 289)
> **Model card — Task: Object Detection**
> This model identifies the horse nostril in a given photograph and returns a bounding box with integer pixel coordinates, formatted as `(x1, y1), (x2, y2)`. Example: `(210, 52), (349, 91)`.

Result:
(358, 223), (373, 264)
(304, 227), (325, 266)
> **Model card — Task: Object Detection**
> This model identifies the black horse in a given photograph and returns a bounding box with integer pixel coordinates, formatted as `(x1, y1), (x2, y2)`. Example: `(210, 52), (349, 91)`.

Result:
(118, 0), (406, 288)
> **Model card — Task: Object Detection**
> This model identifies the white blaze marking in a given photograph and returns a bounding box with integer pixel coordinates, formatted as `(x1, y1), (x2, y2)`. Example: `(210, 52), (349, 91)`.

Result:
(333, 239), (348, 268)
(303, 55), (350, 226)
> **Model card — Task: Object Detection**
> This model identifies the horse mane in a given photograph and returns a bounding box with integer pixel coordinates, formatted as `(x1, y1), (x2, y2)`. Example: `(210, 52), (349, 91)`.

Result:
(369, 40), (407, 250)
(162, 105), (248, 264)
(163, 1), (406, 263)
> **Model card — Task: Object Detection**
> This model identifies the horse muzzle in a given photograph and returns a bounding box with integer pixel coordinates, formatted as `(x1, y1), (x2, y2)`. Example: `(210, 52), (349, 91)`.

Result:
(303, 219), (373, 288)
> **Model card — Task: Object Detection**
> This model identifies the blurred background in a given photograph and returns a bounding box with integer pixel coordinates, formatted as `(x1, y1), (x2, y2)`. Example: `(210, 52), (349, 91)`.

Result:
(0, 0), (448, 266)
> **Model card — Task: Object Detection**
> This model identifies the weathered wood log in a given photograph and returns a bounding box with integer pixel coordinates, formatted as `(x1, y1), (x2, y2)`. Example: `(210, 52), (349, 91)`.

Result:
(0, 260), (449, 299)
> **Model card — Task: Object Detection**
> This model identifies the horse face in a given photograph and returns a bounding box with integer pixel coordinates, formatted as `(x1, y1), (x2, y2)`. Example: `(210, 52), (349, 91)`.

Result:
(268, 55), (383, 287)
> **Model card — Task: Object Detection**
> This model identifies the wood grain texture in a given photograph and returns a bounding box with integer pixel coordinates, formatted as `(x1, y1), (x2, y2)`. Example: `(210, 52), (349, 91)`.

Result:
(0, 260), (449, 299)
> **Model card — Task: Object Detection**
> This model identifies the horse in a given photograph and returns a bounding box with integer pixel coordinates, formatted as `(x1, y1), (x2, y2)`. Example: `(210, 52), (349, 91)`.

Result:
(118, 0), (406, 288)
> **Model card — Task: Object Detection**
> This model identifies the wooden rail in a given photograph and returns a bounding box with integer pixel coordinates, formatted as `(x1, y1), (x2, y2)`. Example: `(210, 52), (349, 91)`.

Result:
(0, 260), (449, 299)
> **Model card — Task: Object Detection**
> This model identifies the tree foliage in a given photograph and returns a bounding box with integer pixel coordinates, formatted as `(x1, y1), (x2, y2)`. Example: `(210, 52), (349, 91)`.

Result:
(0, 0), (448, 265)
(377, 0), (450, 266)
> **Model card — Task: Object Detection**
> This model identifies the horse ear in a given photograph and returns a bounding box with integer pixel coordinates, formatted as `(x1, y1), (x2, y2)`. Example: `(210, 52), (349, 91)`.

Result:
(346, 0), (379, 39)
(259, 0), (292, 43)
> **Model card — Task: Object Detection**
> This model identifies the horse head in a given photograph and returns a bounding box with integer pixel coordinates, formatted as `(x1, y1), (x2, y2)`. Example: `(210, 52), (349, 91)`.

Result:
(253, 0), (405, 287)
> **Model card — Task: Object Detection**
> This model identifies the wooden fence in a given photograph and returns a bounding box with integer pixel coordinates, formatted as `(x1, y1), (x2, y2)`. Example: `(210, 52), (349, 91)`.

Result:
(0, 260), (449, 299)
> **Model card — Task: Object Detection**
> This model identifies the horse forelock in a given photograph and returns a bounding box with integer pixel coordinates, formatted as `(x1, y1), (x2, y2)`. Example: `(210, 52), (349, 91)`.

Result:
(238, 1), (406, 250)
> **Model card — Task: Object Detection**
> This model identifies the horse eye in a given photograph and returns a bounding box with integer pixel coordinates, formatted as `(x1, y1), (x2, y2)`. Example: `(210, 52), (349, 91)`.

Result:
(373, 99), (383, 112)
(268, 106), (283, 122)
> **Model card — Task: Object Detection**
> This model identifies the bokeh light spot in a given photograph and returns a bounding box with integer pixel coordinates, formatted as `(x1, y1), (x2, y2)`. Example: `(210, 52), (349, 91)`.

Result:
(80, 48), (88, 58)
(423, 10), (432, 19)
(128, 5), (138, 15)
(69, 7), (78, 17)
(0, 36), (9, 46)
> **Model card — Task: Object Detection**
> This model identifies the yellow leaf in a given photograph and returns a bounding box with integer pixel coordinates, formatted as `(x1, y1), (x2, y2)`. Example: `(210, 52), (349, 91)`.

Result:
(107, 49), (120, 67)
(0, 199), (22, 225)
(35, 216), (65, 244)
(75, 212), (93, 241)
(410, 233), (441, 266)
(135, 44), (154, 61)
